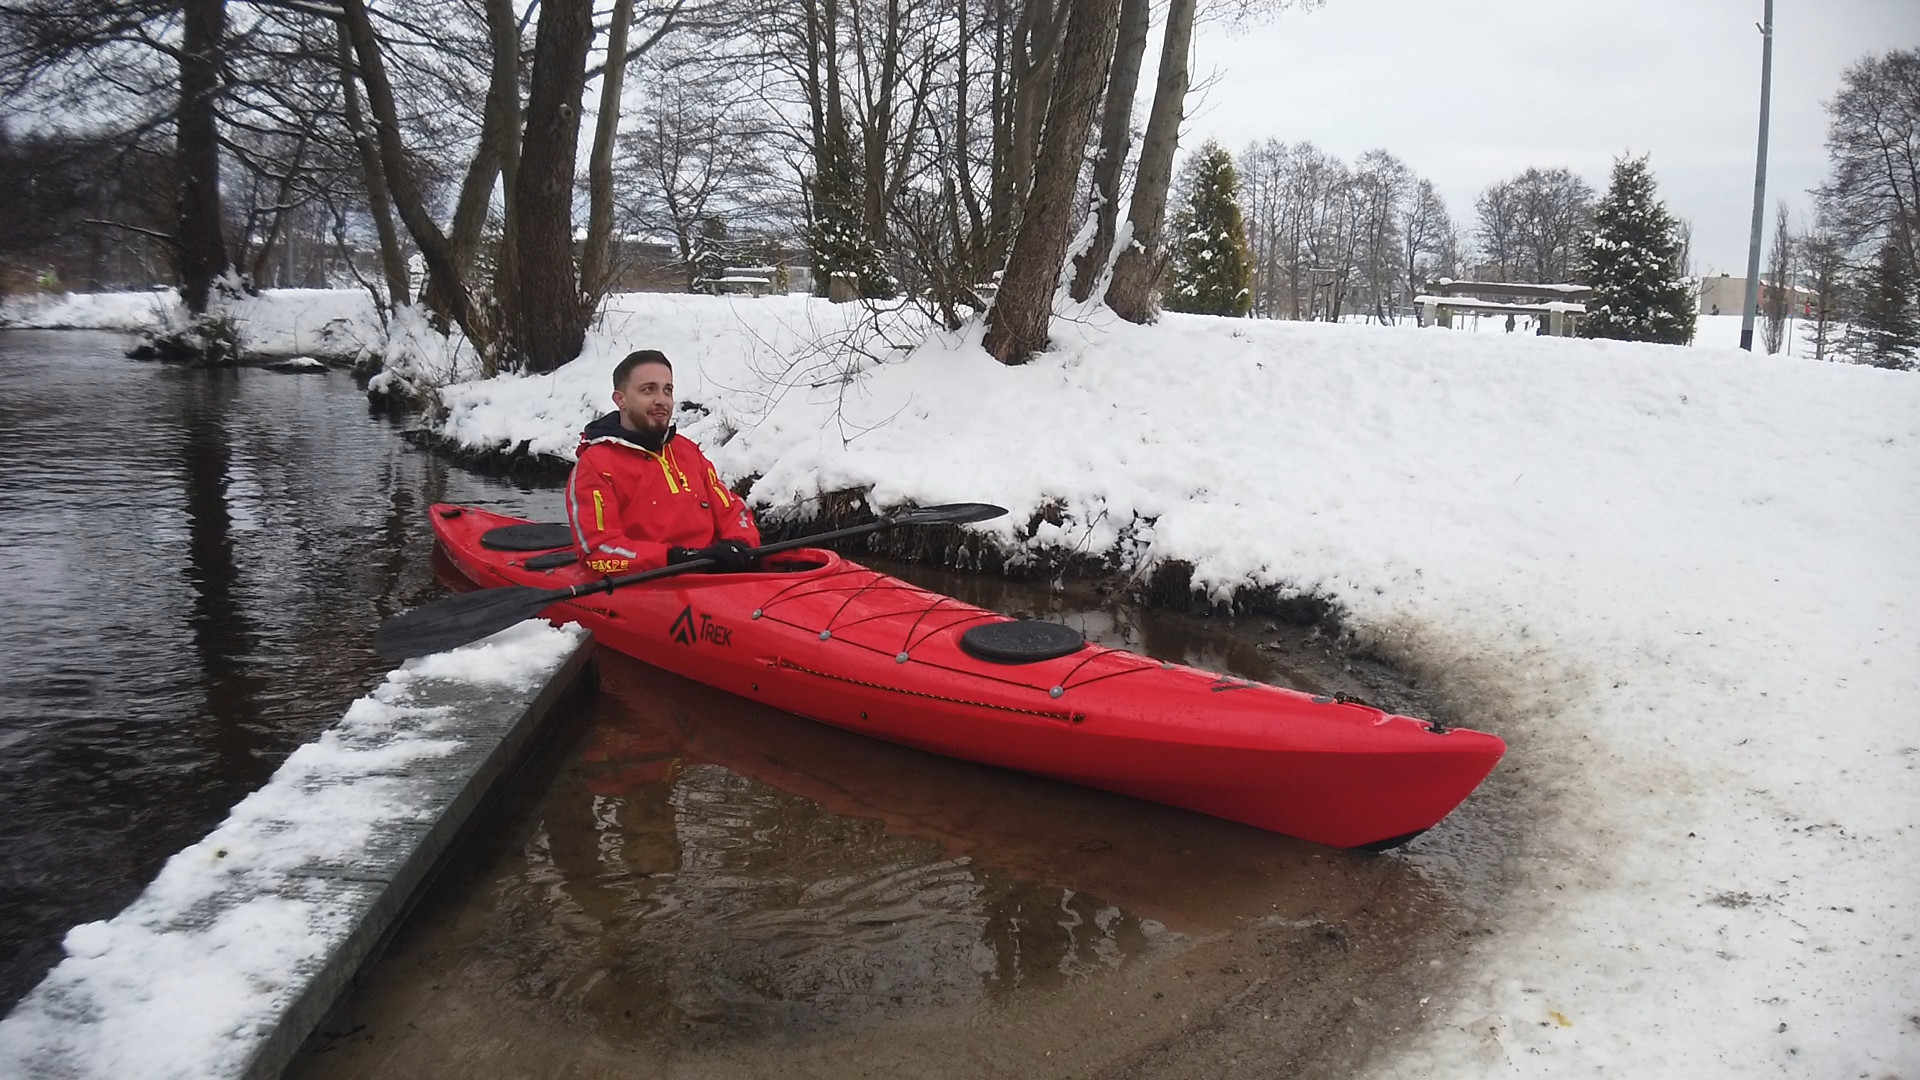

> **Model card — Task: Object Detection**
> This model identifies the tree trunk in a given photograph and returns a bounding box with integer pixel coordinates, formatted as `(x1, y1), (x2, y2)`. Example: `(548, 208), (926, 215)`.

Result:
(337, 24), (410, 311)
(420, 0), (519, 326)
(1005, 0), (1065, 216)
(1104, 0), (1196, 323)
(503, 0), (595, 373)
(1068, 0), (1147, 301)
(176, 0), (231, 315)
(339, 0), (483, 347)
(982, 0), (1120, 364)
(581, 0), (633, 299)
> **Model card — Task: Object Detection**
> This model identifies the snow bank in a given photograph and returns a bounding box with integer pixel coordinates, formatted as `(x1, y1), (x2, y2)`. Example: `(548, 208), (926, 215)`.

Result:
(0, 288), (383, 359)
(434, 291), (917, 460)
(0, 620), (586, 1080)
(428, 295), (1918, 1077)
(0, 289), (176, 332)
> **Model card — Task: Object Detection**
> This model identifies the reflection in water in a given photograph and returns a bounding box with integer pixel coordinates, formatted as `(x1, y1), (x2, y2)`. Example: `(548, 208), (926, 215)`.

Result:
(179, 378), (270, 802)
(480, 703), (1167, 1043)
(0, 331), (562, 1010)
(430, 648), (1451, 1049)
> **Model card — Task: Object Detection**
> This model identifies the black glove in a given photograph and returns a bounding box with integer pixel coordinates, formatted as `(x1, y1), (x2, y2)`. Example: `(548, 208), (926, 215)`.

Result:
(668, 539), (756, 572)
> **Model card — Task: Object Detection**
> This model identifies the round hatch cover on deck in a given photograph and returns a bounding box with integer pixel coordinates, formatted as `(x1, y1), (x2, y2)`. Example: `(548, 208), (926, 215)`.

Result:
(960, 620), (1086, 664)
(480, 522), (576, 551)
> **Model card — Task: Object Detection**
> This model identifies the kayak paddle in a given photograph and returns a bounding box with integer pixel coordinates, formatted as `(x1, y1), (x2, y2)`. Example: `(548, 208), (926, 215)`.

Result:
(374, 502), (1007, 661)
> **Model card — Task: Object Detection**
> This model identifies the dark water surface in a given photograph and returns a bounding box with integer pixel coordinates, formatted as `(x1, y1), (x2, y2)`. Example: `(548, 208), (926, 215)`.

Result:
(0, 330), (562, 1009)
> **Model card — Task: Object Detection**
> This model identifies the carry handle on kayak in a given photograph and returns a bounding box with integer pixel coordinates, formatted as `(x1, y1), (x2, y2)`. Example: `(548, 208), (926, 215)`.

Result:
(373, 502), (1007, 661)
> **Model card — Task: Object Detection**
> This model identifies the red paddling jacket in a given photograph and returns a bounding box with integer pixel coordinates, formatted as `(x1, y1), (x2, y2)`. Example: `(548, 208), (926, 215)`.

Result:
(566, 412), (760, 574)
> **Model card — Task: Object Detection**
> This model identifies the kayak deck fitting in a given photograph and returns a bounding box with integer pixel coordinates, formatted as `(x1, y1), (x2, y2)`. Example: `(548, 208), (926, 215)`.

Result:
(433, 504), (1504, 849)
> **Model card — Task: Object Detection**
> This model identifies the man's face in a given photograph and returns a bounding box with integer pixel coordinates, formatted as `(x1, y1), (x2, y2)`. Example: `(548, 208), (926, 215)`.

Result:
(613, 362), (673, 435)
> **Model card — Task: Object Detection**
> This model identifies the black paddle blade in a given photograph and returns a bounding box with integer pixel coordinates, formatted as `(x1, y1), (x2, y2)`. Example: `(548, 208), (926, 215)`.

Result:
(374, 584), (571, 661)
(889, 502), (1007, 526)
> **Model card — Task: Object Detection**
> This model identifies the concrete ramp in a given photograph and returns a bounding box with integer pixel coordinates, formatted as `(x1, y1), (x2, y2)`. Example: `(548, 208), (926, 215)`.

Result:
(0, 620), (593, 1080)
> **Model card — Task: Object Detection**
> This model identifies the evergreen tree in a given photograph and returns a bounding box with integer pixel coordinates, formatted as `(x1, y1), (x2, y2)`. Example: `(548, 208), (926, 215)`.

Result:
(1166, 141), (1253, 317)
(804, 131), (896, 300)
(689, 215), (731, 293)
(1577, 155), (1696, 345)
(1845, 228), (1919, 369)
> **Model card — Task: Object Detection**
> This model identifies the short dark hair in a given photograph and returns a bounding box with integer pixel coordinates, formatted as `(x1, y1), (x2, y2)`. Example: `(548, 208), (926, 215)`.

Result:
(613, 349), (672, 390)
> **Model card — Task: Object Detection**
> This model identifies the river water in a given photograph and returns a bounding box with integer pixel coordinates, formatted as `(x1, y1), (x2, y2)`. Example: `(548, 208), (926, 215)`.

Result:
(0, 330), (562, 1010)
(0, 330), (1517, 1076)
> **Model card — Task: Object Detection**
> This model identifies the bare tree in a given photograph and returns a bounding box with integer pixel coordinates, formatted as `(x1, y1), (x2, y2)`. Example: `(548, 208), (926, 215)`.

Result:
(1799, 224), (1849, 362)
(0, 0), (236, 315)
(983, 0), (1121, 362)
(1761, 201), (1794, 354)
(1473, 167), (1593, 282)
(1474, 179), (1521, 281)
(581, 0), (637, 300)
(1815, 47), (1919, 270)
(616, 57), (786, 286)
(1401, 176), (1455, 304)
(1068, 0), (1148, 301)
(1349, 148), (1409, 322)
(1104, 0), (1196, 322)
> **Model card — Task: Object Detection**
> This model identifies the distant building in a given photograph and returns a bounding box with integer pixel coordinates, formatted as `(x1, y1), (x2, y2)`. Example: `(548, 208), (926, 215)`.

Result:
(1697, 273), (1815, 317)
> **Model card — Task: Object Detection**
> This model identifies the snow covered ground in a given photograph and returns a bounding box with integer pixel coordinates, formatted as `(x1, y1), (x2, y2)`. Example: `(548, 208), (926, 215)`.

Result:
(436, 293), (1920, 1077)
(9, 287), (1915, 1073)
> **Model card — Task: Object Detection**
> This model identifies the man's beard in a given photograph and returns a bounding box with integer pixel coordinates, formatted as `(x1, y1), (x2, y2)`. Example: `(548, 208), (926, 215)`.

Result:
(623, 408), (670, 434)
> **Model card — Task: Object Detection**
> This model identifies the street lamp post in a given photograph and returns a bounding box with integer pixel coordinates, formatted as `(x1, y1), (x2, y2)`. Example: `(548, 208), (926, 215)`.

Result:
(1739, 0), (1775, 352)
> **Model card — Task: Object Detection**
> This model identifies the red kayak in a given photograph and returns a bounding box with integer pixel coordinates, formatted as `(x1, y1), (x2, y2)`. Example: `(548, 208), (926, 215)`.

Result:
(429, 504), (1503, 849)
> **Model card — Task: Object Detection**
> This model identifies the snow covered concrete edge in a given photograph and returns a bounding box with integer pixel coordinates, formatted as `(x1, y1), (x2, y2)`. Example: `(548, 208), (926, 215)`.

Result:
(0, 621), (592, 1080)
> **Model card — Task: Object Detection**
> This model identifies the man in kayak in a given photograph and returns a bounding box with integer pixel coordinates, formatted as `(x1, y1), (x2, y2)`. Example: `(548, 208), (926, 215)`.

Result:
(567, 349), (761, 575)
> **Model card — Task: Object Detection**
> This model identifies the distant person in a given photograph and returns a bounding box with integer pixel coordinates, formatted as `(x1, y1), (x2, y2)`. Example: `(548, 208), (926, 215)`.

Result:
(1505, 314), (1516, 334)
(1711, 304), (1720, 316)
(567, 349), (761, 575)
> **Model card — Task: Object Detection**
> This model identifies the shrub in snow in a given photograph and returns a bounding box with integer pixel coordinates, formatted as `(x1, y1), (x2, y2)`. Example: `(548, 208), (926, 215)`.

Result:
(1577, 155), (1696, 346)
(1166, 141), (1254, 318)
(128, 273), (246, 365)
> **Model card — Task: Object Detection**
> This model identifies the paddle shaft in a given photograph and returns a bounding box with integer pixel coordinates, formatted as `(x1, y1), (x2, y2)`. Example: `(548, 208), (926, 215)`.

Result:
(540, 509), (988, 606)
(374, 503), (1005, 661)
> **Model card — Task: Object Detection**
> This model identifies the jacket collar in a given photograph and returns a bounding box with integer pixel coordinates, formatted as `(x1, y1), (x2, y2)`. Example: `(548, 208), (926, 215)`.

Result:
(579, 411), (676, 454)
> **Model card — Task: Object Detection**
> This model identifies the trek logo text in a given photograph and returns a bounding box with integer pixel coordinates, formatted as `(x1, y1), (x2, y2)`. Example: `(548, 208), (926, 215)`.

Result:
(669, 604), (733, 647)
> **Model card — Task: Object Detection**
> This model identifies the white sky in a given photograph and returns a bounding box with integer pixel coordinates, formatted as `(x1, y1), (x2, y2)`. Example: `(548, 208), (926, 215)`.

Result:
(1182, 0), (1920, 274)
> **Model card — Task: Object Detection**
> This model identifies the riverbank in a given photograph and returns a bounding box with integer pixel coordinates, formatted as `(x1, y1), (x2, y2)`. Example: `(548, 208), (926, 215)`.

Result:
(0, 288), (381, 362)
(428, 294), (1920, 1077)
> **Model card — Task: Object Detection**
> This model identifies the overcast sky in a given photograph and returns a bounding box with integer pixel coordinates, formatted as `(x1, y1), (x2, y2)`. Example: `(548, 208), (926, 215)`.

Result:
(1181, 0), (1918, 275)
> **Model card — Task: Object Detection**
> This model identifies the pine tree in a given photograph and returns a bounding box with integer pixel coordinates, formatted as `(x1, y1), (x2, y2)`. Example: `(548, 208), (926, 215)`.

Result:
(1845, 229), (1919, 370)
(804, 136), (896, 300)
(690, 215), (730, 294)
(1165, 141), (1253, 317)
(1577, 155), (1696, 345)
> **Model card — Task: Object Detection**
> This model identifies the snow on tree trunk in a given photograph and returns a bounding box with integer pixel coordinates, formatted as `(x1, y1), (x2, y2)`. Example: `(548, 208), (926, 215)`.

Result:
(1069, 0), (1150, 303)
(983, 0), (1122, 364)
(1104, 0), (1197, 324)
